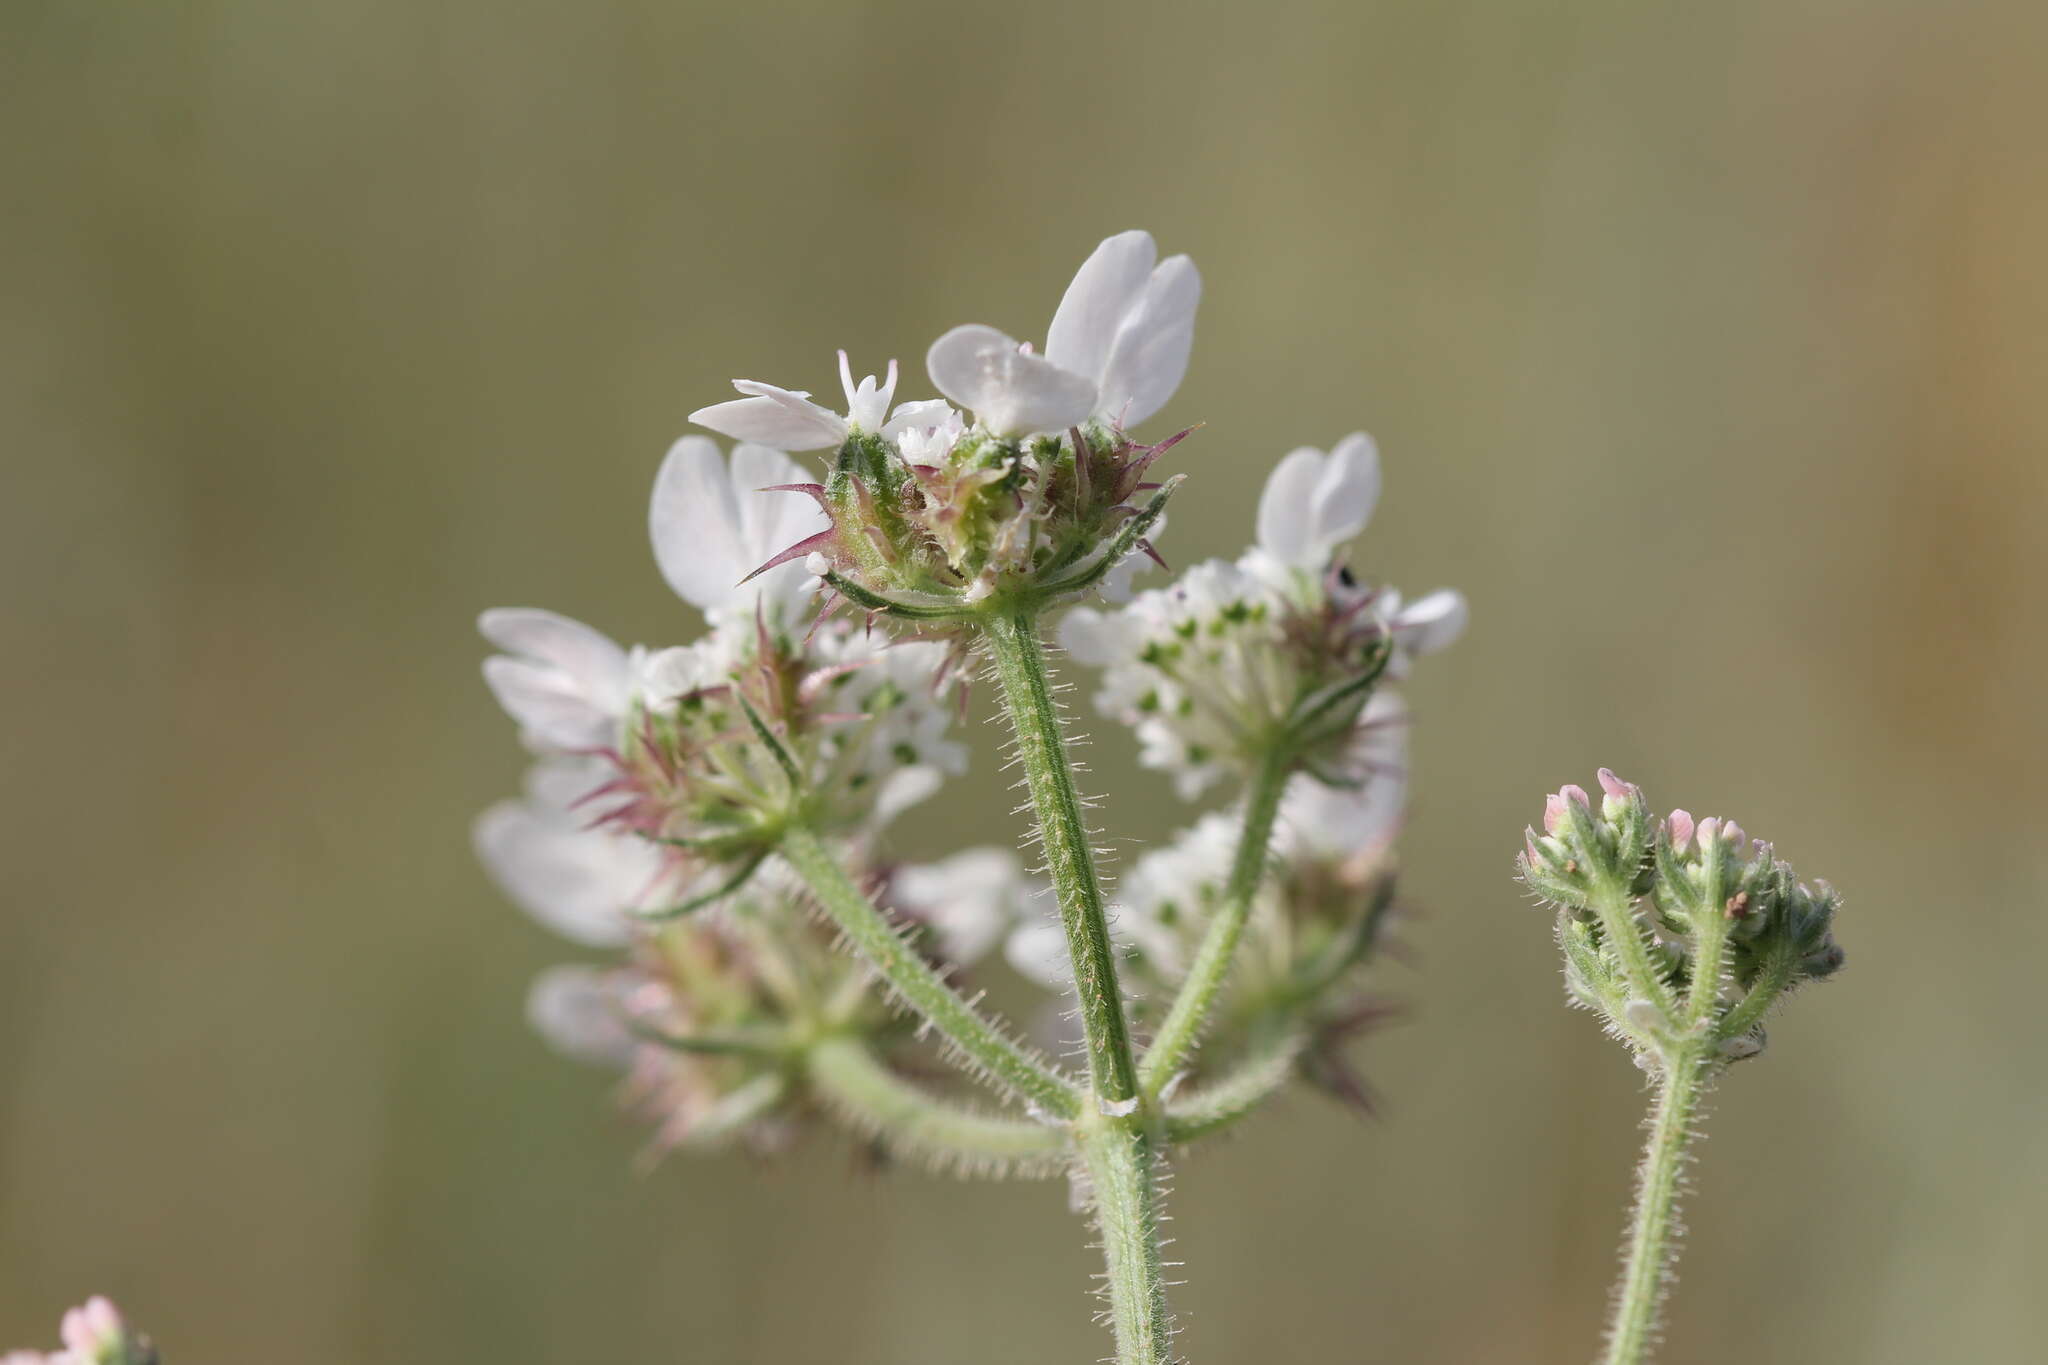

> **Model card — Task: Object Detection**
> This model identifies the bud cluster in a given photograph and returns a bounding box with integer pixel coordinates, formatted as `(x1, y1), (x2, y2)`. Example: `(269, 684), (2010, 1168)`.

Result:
(4, 1298), (155, 1365)
(1519, 770), (1845, 1062)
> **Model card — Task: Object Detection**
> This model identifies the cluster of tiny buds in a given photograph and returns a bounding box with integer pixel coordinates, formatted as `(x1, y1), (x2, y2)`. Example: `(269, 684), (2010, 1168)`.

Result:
(1519, 768), (1845, 1063)
(3, 1298), (155, 1365)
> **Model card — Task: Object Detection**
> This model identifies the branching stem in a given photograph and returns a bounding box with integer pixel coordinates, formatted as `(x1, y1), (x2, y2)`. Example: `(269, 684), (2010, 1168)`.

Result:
(980, 608), (1171, 1365)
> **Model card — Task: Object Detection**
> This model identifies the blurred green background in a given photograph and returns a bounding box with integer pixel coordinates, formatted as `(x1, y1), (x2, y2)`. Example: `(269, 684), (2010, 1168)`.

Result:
(4, 0), (2045, 1360)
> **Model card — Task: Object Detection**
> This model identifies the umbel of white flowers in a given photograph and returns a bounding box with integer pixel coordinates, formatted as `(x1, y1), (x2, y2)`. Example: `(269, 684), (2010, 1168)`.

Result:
(472, 228), (1467, 1365)
(472, 232), (1465, 1152)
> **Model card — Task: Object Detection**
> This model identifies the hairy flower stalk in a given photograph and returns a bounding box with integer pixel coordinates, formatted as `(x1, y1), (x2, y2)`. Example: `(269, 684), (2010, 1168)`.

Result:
(1518, 772), (1846, 1364)
(475, 230), (1466, 1365)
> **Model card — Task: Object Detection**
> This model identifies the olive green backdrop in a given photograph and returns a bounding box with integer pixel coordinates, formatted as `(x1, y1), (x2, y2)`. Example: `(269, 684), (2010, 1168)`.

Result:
(4, 1), (2044, 1361)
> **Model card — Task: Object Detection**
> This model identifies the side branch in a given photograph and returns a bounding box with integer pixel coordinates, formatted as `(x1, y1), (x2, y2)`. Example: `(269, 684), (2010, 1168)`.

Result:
(1138, 744), (1294, 1098)
(806, 1036), (1069, 1174)
(778, 824), (1080, 1118)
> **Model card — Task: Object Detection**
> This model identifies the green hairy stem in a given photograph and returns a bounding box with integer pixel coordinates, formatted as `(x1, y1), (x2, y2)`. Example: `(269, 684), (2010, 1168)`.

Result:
(981, 610), (1141, 1103)
(777, 824), (1079, 1119)
(1139, 744), (1294, 1097)
(804, 1037), (1066, 1170)
(1603, 1049), (1711, 1365)
(981, 608), (1173, 1365)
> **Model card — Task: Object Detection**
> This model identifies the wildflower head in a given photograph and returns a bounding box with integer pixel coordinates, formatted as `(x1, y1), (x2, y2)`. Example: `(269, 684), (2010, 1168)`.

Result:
(1518, 772), (1846, 1064)
(1065, 433), (1462, 798)
(688, 232), (1203, 621)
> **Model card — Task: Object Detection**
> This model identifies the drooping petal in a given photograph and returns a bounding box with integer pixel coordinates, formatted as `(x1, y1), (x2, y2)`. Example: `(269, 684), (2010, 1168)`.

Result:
(689, 381), (846, 451)
(1045, 230), (1158, 384)
(1096, 253), (1200, 428)
(925, 324), (1097, 438)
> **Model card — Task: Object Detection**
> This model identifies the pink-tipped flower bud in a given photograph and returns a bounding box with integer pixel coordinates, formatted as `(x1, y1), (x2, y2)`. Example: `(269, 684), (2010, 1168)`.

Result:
(1695, 816), (1721, 848)
(59, 1298), (123, 1354)
(1667, 809), (1695, 853)
(1722, 821), (1747, 848)
(1542, 793), (1569, 834)
(1596, 767), (1634, 800)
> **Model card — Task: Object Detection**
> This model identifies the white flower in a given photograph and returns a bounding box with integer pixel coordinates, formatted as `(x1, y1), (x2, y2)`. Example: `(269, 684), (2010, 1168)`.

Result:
(925, 230), (1200, 438)
(649, 437), (832, 628)
(1061, 557), (1277, 798)
(472, 760), (667, 947)
(479, 608), (637, 752)
(891, 847), (1036, 966)
(1252, 432), (1382, 574)
(1043, 229), (1200, 430)
(886, 399), (966, 465)
(526, 964), (639, 1068)
(688, 351), (904, 452)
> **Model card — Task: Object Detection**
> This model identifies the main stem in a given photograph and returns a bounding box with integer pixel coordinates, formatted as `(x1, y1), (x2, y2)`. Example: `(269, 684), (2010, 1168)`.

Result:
(982, 610), (1171, 1365)
(1139, 743), (1293, 1097)
(1602, 1049), (1709, 1365)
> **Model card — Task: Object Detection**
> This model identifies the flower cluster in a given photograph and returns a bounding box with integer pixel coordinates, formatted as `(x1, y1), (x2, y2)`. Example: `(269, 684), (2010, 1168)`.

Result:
(1520, 770), (1846, 1063)
(522, 858), (990, 1157)
(480, 442), (964, 920)
(688, 232), (1201, 617)
(1063, 434), (1464, 798)
(477, 442), (988, 1147)
(4, 1299), (154, 1365)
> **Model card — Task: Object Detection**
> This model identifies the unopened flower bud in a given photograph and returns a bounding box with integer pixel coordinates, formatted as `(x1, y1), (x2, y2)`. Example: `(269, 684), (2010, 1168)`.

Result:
(1666, 809), (1695, 852)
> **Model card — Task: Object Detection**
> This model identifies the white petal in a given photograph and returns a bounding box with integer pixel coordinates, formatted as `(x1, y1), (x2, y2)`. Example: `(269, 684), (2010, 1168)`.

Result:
(872, 765), (943, 828)
(1096, 254), (1200, 428)
(689, 381), (846, 451)
(1004, 917), (1074, 991)
(1310, 432), (1381, 552)
(478, 609), (631, 748)
(472, 799), (645, 947)
(526, 966), (637, 1068)
(880, 398), (957, 442)
(1044, 230), (1158, 382)
(481, 658), (615, 751)
(1255, 447), (1328, 567)
(1057, 606), (1123, 665)
(1396, 589), (1468, 654)
(926, 324), (1097, 438)
(892, 847), (1025, 966)
(649, 436), (755, 613)
(479, 608), (630, 701)
(727, 442), (828, 622)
